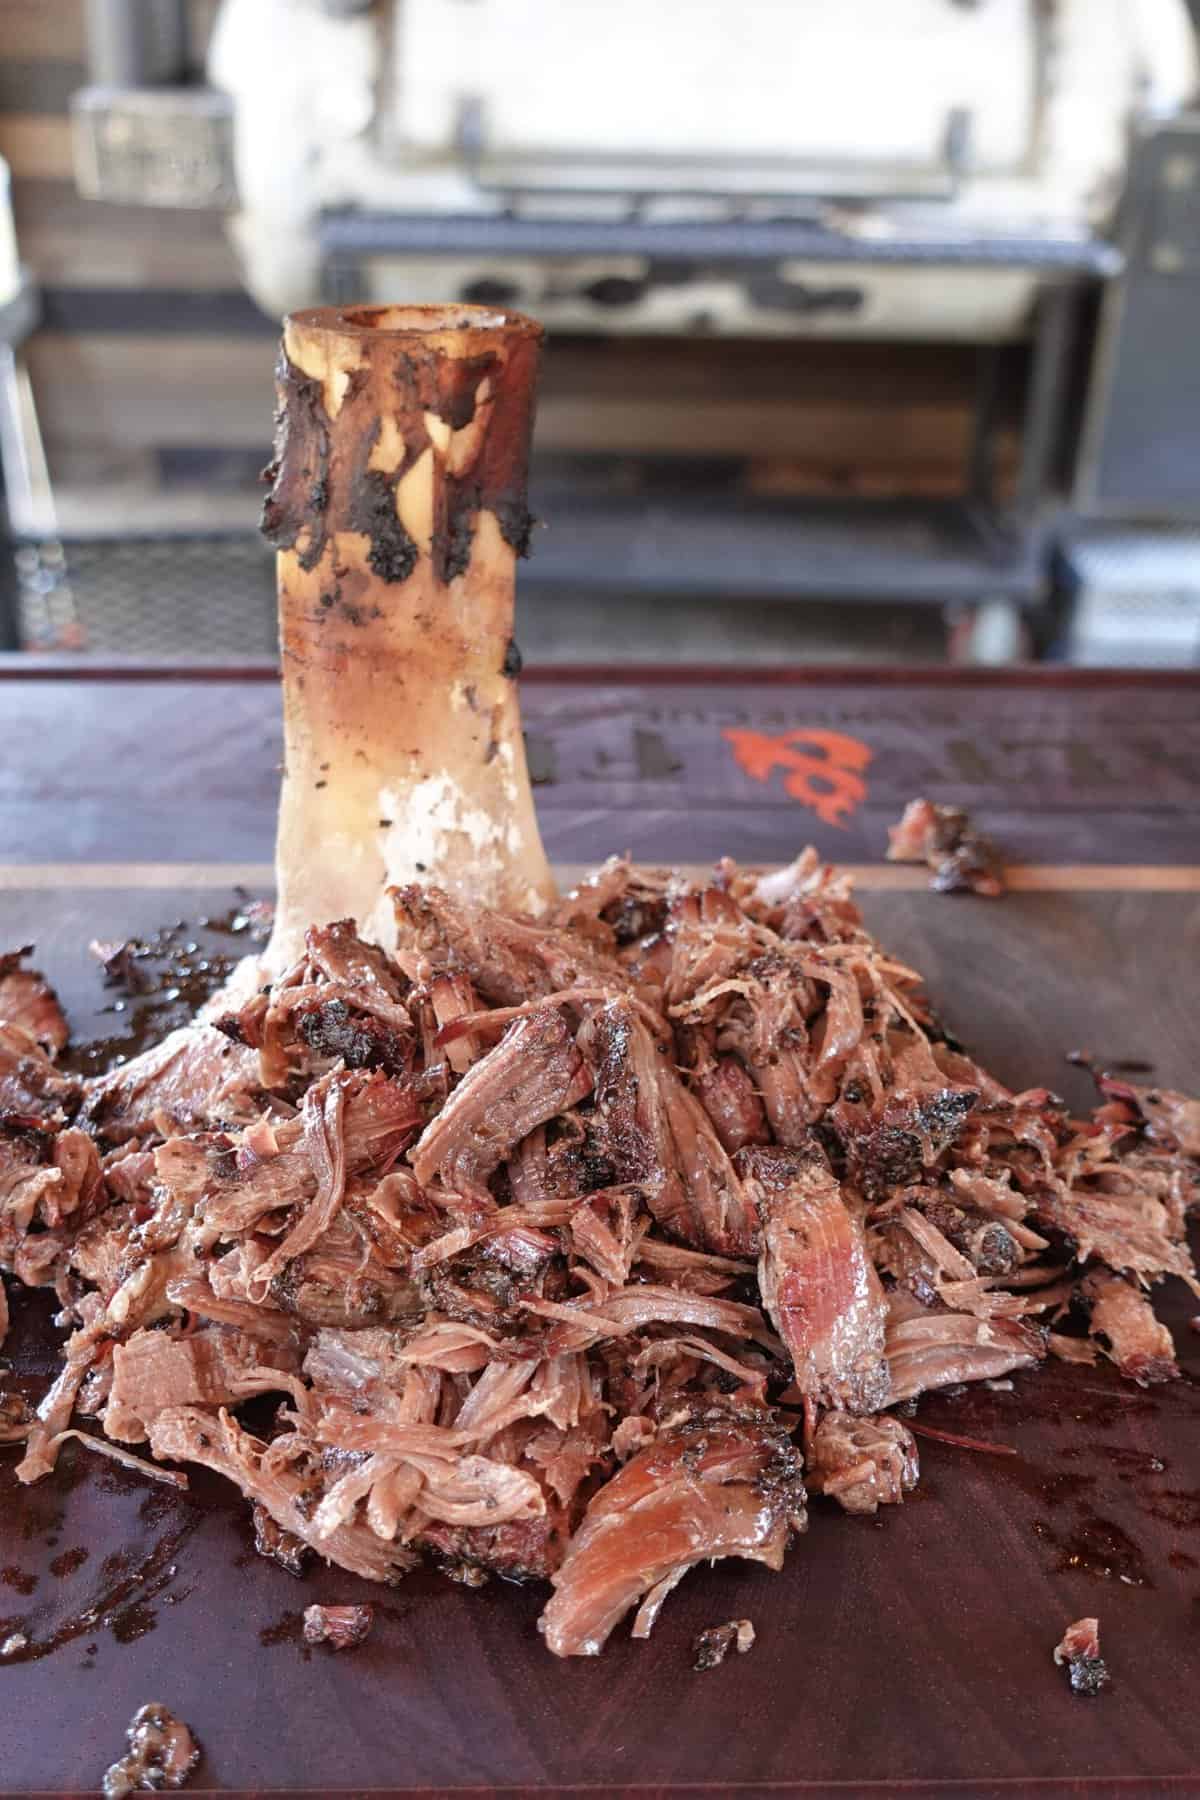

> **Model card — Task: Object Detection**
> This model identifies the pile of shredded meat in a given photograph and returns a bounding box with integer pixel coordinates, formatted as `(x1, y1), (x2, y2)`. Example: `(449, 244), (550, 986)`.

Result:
(1, 856), (1197, 1657)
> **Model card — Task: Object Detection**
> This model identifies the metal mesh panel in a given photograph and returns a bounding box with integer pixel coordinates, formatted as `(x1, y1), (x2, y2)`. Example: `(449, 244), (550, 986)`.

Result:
(8, 527), (948, 666)
(15, 533), (277, 659)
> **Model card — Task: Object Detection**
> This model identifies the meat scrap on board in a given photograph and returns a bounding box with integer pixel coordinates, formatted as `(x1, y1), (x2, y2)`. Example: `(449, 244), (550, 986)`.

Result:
(1053, 1616), (1110, 1696)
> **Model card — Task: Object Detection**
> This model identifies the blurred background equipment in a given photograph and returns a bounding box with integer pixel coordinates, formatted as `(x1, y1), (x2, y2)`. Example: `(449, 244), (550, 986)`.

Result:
(1, 0), (1199, 663)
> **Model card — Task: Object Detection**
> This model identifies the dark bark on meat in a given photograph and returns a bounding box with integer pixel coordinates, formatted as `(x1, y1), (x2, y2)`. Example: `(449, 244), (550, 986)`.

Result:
(585, 999), (756, 1254)
(585, 998), (685, 1223)
(297, 999), (412, 1076)
(252, 1500), (311, 1575)
(842, 1088), (978, 1202)
(419, 1511), (570, 1581)
(919, 1195), (1020, 1277)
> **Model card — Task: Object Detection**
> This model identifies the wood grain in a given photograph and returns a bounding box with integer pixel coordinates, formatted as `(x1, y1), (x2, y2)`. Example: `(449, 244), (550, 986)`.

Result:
(1, 671), (1199, 1793)
(0, 112), (74, 179)
(12, 181), (244, 290)
(24, 331), (275, 450)
(1, 674), (1196, 871)
(2, 0), (220, 67)
(1, 862), (1198, 894)
(19, 325), (1011, 478)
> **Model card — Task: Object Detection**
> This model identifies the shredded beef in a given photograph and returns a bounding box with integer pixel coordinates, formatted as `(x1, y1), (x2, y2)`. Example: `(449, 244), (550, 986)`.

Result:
(5, 851), (1197, 1662)
(0, 1023), (80, 1122)
(1083, 1270), (1179, 1384)
(1098, 1074), (1200, 1157)
(83, 1025), (261, 1143)
(539, 1410), (805, 1656)
(411, 1005), (587, 1195)
(741, 1141), (889, 1411)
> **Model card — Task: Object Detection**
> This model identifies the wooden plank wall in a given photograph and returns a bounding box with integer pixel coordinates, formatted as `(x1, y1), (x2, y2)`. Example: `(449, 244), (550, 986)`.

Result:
(2, 0), (1023, 499)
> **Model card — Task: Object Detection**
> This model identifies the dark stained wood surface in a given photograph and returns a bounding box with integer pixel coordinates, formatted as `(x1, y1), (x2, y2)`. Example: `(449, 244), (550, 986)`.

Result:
(2, 670), (1200, 1796)
(1, 669), (1198, 870)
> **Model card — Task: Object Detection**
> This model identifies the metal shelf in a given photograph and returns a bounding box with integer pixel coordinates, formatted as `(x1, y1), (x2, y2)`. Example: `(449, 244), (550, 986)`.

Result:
(522, 493), (1043, 606)
(321, 210), (1121, 275)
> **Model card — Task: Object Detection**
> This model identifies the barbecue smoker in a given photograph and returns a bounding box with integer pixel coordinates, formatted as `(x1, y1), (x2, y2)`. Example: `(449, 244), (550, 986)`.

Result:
(196, 0), (1192, 334)
(60, 0), (1200, 655)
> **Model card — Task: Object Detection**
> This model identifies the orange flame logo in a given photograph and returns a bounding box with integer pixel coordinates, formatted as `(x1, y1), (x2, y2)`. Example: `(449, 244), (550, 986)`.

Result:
(722, 727), (873, 828)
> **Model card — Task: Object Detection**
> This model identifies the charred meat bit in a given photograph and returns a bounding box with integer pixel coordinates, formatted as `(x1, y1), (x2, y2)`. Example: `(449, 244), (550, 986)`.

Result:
(252, 1501), (312, 1576)
(302, 1602), (375, 1649)
(693, 1617), (756, 1670)
(539, 1411), (805, 1657)
(1053, 1617), (1110, 1696)
(807, 1412), (919, 1514)
(102, 1702), (200, 1797)
(887, 798), (1006, 897)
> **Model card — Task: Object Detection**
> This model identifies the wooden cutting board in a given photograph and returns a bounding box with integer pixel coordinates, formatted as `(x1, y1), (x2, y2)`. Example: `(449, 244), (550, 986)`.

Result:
(2, 670), (1199, 1795)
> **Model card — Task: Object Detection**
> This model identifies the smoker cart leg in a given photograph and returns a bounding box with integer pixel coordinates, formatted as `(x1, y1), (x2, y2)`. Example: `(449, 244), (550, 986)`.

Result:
(1016, 283), (1076, 520)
